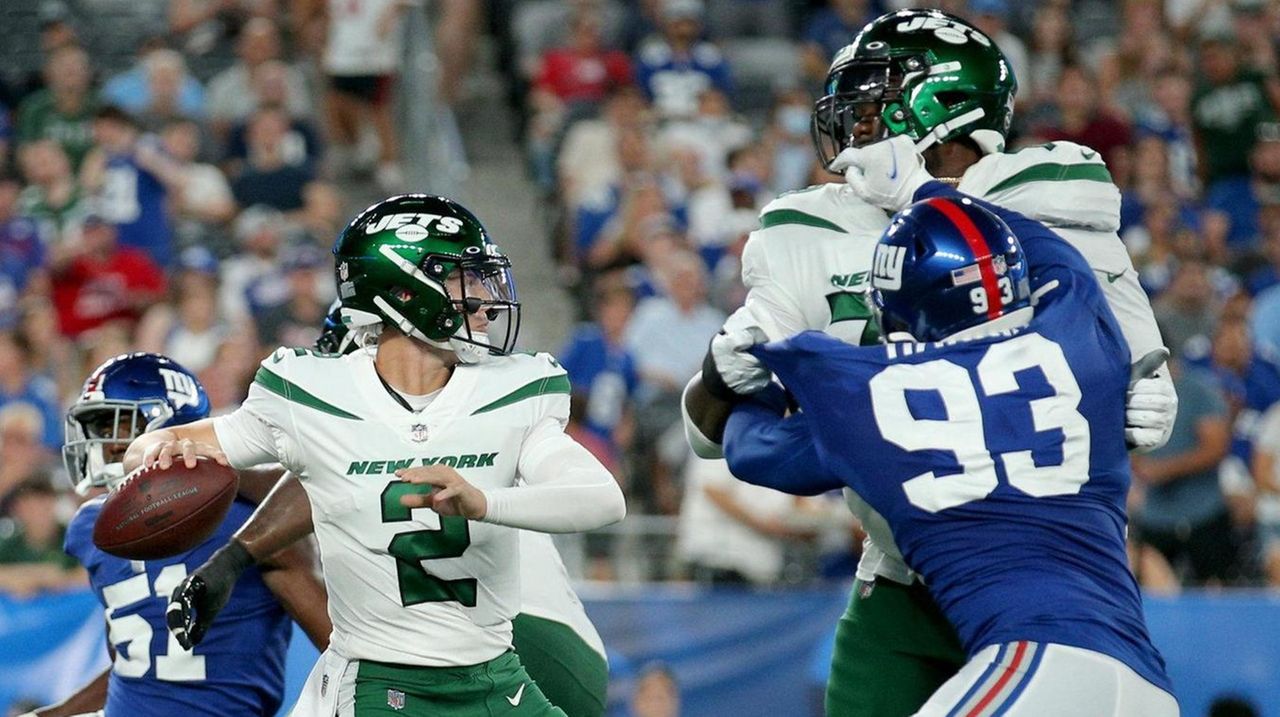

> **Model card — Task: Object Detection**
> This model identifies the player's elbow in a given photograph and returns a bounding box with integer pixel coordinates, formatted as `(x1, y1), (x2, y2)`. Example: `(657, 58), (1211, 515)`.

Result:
(598, 480), (627, 527)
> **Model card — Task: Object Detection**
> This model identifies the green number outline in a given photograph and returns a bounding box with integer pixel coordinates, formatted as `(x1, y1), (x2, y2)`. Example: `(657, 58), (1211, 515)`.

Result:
(379, 483), (477, 607)
(826, 291), (881, 345)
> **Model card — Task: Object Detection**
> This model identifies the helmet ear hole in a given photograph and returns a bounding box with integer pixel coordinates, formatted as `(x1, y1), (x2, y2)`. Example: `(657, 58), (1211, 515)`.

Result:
(934, 91), (969, 110)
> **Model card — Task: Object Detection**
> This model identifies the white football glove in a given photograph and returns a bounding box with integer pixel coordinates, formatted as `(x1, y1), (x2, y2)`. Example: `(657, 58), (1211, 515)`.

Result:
(830, 134), (934, 213)
(709, 326), (772, 395)
(1126, 374), (1178, 452)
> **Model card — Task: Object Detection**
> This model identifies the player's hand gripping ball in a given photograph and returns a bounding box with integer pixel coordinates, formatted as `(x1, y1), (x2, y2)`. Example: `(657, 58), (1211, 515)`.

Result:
(93, 457), (238, 560)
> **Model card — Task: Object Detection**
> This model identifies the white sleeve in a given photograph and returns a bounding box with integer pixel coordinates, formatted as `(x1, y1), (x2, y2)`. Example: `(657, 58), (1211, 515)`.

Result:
(480, 418), (626, 533)
(682, 372), (725, 460)
(724, 233), (811, 340)
(212, 408), (283, 470)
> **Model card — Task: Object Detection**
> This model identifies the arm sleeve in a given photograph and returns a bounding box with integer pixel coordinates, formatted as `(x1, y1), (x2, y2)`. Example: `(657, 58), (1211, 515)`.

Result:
(212, 408), (283, 471)
(723, 385), (842, 496)
(480, 418), (626, 533)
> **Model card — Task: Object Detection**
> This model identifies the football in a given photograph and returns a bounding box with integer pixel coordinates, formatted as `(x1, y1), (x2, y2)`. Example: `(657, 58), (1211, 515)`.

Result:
(92, 457), (239, 560)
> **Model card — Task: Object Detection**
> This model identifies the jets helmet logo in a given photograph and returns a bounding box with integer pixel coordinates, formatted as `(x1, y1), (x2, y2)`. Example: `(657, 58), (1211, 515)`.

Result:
(158, 368), (201, 408)
(364, 213), (464, 240)
(895, 15), (991, 47)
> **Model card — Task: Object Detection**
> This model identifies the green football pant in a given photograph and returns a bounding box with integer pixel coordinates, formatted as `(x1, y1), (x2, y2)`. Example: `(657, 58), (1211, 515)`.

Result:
(826, 578), (967, 717)
(512, 614), (608, 717)
(352, 651), (566, 716)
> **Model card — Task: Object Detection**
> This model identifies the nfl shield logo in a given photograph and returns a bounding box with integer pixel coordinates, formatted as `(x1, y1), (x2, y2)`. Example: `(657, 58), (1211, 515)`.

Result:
(387, 689), (406, 710)
(410, 423), (429, 442)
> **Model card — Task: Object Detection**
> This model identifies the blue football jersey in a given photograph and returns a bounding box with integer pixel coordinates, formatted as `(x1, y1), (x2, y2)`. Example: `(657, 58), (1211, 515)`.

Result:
(65, 497), (292, 716)
(727, 191), (1172, 694)
(99, 148), (173, 268)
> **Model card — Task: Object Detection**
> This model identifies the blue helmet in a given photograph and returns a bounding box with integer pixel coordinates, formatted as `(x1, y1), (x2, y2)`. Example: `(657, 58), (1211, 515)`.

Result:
(63, 353), (210, 494)
(870, 196), (1031, 342)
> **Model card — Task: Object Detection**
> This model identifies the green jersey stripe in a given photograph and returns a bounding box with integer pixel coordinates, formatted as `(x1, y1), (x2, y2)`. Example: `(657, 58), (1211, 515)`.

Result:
(253, 367), (363, 420)
(759, 208), (848, 234)
(986, 163), (1113, 194)
(471, 374), (571, 415)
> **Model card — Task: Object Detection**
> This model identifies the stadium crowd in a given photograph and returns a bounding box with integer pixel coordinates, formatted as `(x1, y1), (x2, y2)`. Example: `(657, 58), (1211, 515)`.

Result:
(0, 0), (1278, 600)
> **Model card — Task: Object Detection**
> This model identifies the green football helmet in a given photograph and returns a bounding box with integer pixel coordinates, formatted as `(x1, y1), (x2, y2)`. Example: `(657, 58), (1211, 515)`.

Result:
(811, 9), (1018, 170)
(332, 194), (520, 363)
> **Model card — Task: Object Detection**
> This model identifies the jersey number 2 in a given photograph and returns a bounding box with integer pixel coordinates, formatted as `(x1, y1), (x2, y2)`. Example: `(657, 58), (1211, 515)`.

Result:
(380, 483), (478, 607)
(870, 333), (1092, 512)
(102, 565), (206, 680)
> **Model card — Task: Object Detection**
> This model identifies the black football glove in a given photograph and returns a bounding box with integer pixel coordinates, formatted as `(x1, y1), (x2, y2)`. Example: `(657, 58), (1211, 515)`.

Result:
(167, 539), (254, 650)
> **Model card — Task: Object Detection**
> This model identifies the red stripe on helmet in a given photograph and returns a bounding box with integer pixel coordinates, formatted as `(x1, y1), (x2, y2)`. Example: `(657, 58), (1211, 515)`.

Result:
(927, 198), (1002, 320)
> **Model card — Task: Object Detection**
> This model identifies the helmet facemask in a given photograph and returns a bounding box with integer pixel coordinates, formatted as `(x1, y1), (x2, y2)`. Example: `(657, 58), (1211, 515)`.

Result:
(430, 246), (521, 364)
(62, 399), (173, 494)
(812, 47), (924, 169)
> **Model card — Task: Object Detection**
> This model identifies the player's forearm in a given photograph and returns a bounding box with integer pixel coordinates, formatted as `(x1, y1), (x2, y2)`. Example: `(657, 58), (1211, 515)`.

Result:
(30, 667), (108, 717)
(489, 439), (625, 532)
(682, 373), (733, 459)
(723, 389), (841, 496)
(123, 419), (222, 472)
(260, 535), (331, 651)
(234, 472), (315, 562)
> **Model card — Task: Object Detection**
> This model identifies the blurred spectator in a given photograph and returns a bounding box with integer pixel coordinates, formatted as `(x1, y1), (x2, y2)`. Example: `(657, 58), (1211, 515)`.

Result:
(230, 107), (315, 212)
(1022, 3), (1075, 109)
(1208, 695), (1261, 717)
(49, 212), (166, 339)
(1192, 34), (1280, 188)
(558, 278), (639, 458)
(15, 45), (97, 170)
(16, 139), (89, 251)
(965, 0), (1027, 91)
(629, 662), (680, 717)
(206, 18), (313, 139)
(1252, 401), (1280, 586)
(295, 181), (346, 248)
(220, 205), (286, 321)
(169, 0), (267, 59)
(677, 458), (814, 585)
(1032, 64), (1133, 172)
(1204, 123), (1280, 262)
(0, 334), (60, 452)
(1229, 0), (1277, 74)
(81, 106), (179, 268)
(658, 87), (753, 182)
(224, 76), (324, 175)
(1252, 280), (1280, 357)
(624, 252), (724, 513)
(160, 119), (237, 246)
(1154, 260), (1221, 355)
(527, 7), (633, 191)
(0, 406), (52, 514)
(1243, 212), (1280, 296)
(1199, 319), (1280, 460)
(0, 175), (46, 319)
(1094, 0), (1176, 119)
(1131, 355), (1236, 585)
(252, 244), (330, 351)
(101, 47), (206, 127)
(135, 247), (232, 373)
(1119, 136), (1198, 239)
(321, 0), (412, 192)
(634, 0), (733, 120)
(580, 172), (686, 273)
(1134, 71), (1199, 198)
(799, 0), (872, 85)
(558, 86), (652, 211)
(0, 477), (84, 597)
(704, 0), (792, 40)
(765, 87), (818, 195)
(16, 300), (74, 402)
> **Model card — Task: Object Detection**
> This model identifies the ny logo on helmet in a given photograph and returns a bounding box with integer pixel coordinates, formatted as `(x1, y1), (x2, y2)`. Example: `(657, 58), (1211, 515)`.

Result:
(872, 245), (906, 291)
(159, 368), (201, 408)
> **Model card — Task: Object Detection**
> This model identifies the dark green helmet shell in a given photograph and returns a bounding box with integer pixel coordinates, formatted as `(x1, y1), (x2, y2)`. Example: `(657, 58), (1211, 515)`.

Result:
(332, 194), (520, 358)
(812, 9), (1018, 169)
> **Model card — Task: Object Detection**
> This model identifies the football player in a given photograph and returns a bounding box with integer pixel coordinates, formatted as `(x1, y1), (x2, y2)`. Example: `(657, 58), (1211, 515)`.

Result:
(29, 353), (329, 717)
(723, 192), (1178, 715)
(165, 304), (611, 717)
(682, 9), (1178, 716)
(123, 195), (626, 716)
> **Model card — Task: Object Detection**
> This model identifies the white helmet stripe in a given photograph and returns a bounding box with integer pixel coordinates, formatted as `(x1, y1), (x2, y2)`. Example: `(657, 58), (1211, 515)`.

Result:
(377, 244), (448, 297)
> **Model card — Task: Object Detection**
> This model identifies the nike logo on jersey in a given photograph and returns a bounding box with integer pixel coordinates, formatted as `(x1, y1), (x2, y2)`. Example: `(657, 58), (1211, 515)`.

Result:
(507, 683), (526, 706)
(1103, 270), (1125, 283)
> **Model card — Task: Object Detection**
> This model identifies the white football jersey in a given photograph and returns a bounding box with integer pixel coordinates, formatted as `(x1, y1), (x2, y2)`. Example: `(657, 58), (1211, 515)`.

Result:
(216, 347), (576, 667)
(699, 141), (1168, 585)
(519, 531), (606, 659)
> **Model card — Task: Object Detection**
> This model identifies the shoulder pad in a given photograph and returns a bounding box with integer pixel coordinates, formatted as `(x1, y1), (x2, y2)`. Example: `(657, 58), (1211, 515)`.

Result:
(757, 183), (890, 238)
(959, 142), (1121, 232)
(252, 347), (365, 421)
(466, 353), (570, 418)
